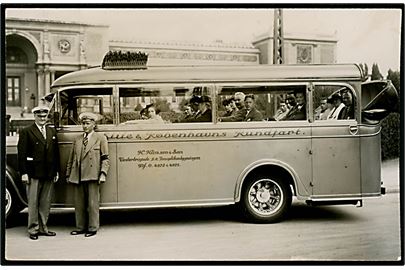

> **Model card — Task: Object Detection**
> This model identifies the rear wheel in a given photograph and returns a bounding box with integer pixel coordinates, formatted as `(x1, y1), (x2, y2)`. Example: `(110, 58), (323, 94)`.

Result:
(240, 175), (292, 223)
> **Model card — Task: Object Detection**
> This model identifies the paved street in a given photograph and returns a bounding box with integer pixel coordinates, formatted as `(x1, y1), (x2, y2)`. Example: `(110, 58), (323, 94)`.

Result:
(4, 159), (401, 262)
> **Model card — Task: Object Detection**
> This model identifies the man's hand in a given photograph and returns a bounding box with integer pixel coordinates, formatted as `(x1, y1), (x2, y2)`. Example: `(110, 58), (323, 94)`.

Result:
(21, 174), (30, 185)
(53, 172), (59, 183)
(98, 173), (106, 185)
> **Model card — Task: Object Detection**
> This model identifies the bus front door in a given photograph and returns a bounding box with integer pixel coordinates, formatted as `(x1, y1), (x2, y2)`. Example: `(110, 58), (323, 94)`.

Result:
(311, 120), (361, 199)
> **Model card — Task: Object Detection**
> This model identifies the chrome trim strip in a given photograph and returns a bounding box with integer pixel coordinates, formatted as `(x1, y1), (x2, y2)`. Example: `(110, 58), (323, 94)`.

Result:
(51, 199), (235, 209)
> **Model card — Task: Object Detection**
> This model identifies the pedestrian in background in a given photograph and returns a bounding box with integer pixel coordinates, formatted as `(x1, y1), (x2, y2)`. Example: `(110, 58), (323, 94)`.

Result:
(17, 105), (60, 240)
(66, 112), (110, 237)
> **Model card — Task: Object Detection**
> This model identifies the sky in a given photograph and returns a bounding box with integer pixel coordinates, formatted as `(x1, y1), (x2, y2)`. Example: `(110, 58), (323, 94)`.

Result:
(5, 7), (402, 75)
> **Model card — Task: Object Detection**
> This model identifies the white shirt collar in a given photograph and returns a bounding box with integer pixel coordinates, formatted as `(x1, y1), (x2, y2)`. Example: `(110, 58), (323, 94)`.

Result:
(84, 130), (94, 139)
(35, 123), (45, 131)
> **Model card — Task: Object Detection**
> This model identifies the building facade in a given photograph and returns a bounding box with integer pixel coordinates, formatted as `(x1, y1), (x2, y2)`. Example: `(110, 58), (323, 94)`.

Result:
(5, 17), (336, 119)
(252, 32), (337, 65)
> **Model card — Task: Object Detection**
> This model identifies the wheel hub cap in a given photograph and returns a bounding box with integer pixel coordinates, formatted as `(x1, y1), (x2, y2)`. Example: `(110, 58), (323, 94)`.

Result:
(257, 188), (271, 203)
(248, 179), (283, 216)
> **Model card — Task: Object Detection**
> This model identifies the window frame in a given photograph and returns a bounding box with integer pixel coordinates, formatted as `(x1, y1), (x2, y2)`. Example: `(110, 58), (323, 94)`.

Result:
(214, 82), (311, 124)
(116, 83), (216, 125)
(56, 85), (116, 127)
(311, 82), (358, 123)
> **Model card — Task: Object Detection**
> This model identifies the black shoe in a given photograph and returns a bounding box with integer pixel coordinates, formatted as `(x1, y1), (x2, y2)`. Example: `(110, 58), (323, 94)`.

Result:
(40, 231), (56, 236)
(85, 231), (97, 237)
(29, 234), (38, 240)
(70, 230), (86, 235)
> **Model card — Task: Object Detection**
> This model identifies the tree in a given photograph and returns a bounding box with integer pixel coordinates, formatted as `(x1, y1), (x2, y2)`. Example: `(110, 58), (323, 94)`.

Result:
(358, 63), (369, 81)
(387, 69), (400, 94)
(371, 63), (383, 80)
(386, 69), (400, 112)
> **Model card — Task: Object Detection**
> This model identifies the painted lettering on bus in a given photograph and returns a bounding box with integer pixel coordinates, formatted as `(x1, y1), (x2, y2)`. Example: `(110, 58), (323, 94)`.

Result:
(105, 130), (301, 140)
(143, 132), (227, 140)
(104, 132), (137, 140)
(233, 129), (301, 138)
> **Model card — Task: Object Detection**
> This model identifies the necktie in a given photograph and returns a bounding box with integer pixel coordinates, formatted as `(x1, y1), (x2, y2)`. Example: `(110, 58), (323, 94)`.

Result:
(83, 133), (88, 148)
(40, 126), (46, 139)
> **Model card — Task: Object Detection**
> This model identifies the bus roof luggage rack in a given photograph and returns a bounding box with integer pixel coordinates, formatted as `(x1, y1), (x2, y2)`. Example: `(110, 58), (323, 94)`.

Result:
(102, 50), (148, 70)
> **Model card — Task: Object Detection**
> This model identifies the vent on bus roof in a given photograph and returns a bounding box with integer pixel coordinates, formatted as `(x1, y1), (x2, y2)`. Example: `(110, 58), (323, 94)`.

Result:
(102, 50), (148, 70)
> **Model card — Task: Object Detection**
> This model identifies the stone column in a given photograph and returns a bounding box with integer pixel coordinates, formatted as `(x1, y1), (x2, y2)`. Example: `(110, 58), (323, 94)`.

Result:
(50, 70), (55, 85)
(44, 65), (51, 96)
(36, 67), (44, 105)
(79, 32), (87, 69)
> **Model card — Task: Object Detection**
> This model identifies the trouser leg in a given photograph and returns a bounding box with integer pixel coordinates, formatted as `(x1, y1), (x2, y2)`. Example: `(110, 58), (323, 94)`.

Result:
(27, 178), (40, 235)
(74, 183), (87, 231)
(38, 180), (54, 233)
(87, 181), (100, 232)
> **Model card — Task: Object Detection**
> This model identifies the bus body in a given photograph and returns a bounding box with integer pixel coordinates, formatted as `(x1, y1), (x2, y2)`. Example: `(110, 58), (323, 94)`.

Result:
(5, 54), (398, 223)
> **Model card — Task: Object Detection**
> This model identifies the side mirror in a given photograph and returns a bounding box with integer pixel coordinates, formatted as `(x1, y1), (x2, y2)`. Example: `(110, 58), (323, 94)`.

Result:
(361, 80), (398, 124)
(361, 109), (390, 125)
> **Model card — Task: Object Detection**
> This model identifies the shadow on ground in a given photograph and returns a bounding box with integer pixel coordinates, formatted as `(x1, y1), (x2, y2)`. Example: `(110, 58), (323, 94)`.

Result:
(6, 201), (360, 229)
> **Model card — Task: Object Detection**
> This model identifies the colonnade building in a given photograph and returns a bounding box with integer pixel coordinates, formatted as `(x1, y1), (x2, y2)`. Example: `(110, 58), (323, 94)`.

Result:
(5, 17), (337, 118)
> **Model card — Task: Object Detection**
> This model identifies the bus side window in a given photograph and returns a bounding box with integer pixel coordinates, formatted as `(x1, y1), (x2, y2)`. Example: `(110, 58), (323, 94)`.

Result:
(216, 85), (307, 123)
(314, 85), (356, 121)
(118, 85), (213, 124)
(59, 88), (113, 125)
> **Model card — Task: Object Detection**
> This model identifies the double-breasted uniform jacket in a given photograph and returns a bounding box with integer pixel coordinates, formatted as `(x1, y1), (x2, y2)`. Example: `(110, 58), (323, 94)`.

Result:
(18, 124), (60, 179)
(66, 132), (110, 183)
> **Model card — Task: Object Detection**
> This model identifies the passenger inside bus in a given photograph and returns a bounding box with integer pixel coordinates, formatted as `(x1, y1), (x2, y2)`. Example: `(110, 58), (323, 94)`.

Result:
(327, 93), (346, 120)
(222, 98), (238, 117)
(341, 90), (355, 119)
(283, 91), (307, 120)
(192, 95), (212, 122)
(242, 94), (263, 122)
(180, 103), (194, 122)
(139, 108), (148, 120)
(274, 100), (288, 121)
(123, 103), (165, 124)
(315, 97), (329, 120)
(219, 92), (246, 122)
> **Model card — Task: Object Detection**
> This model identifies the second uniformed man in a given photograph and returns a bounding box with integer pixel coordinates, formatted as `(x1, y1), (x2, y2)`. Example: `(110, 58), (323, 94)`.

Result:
(66, 112), (110, 237)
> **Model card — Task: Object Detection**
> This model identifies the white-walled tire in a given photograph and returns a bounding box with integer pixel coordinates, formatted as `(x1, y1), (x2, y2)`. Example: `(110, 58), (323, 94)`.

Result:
(5, 172), (24, 221)
(240, 175), (292, 223)
(5, 187), (13, 218)
(5, 185), (22, 220)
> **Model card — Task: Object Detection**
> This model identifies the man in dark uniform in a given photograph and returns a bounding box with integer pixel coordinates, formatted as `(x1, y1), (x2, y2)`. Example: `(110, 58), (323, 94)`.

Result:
(18, 105), (60, 240)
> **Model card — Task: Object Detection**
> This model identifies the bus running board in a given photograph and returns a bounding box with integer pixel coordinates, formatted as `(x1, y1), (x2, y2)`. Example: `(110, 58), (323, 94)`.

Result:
(306, 200), (361, 207)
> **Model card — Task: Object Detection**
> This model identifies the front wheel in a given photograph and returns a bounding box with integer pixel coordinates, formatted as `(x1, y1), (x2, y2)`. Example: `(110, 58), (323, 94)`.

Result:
(240, 175), (292, 223)
(5, 183), (24, 221)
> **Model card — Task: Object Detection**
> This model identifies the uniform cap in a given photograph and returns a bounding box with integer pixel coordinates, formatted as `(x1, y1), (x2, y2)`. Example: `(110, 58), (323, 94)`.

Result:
(79, 112), (98, 122)
(32, 106), (50, 115)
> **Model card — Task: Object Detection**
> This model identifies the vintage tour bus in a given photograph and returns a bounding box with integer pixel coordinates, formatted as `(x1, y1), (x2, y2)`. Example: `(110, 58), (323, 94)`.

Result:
(5, 51), (398, 223)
